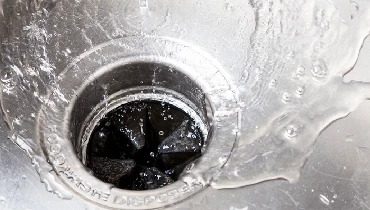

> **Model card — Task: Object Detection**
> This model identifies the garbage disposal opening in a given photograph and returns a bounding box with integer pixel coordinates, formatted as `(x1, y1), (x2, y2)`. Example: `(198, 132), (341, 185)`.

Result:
(68, 61), (211, 191)
(85, 100), (204, 190)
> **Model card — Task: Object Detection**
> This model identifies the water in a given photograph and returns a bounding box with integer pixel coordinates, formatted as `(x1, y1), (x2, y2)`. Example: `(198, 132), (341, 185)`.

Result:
(209, 0), (370, 189)
(1, 0), (370, 202)
(319, 194), (330, 206)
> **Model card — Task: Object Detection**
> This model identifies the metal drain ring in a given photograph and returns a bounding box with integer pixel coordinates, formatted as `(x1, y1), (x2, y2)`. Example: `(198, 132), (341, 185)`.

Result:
(39, 36), (239, 209)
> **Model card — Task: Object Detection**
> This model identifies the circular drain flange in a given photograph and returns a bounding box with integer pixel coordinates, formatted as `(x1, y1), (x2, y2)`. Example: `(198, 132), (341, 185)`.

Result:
(39, 36), (239, 209)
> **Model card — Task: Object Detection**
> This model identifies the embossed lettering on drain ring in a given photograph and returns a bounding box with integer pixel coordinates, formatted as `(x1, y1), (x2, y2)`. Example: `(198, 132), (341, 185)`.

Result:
(45, 110), (204, 207)
(41, 37), (239, 209)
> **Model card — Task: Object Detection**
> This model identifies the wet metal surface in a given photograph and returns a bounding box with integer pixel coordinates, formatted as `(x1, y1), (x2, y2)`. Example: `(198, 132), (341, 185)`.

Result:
(2, 0), (370, 209)
(0, 37), (370, 209)
(1, 99), (370, 210)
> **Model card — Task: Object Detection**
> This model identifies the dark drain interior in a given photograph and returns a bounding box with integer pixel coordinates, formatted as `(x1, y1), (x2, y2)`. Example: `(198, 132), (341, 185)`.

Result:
(86, 101), (204, 190)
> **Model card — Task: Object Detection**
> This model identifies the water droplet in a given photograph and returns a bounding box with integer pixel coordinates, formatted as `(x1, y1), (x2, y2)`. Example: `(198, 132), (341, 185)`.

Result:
(1, 67), (18, 90)
(159, 131), (164, 136)
(150, 152), (155, 157)
(185, 163), (195, 171)
(285, 124), (299, 138)
(21, 175), (27, 179)
(320, 194), (330, 206)
(311, 60), (327, 78)
(240, 70), (249, 83)
(139, 0), (148, 8)
(124, 0), (169, 31)
(0, 196), (5, 202)
(225, 3), (234, 11)
(296, 66), (305, 76)
(320, 20), (329, 30)
(0, 67), (14, 83)
(98, 131), (106, 138)
(296, 86), (305, 95)
(333, 194), (337, 199)
(282, 92), (292, 102)
(13, 118), (21, 125)
(219, 155), (228, 163)
(269, 79), (277, 87)
(346, 134), (356, 141)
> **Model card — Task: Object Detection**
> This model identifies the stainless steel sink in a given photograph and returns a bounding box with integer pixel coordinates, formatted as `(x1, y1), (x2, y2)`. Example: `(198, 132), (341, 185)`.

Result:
(1, 0), (370, 209)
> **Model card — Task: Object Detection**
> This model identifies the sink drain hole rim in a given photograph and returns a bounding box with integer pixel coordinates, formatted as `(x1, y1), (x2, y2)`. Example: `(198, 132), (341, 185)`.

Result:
(39, 36), (239, 209)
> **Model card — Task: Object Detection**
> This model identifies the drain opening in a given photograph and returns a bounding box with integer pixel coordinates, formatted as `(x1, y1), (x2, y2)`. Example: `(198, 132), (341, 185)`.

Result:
(85, 100), (204, 191)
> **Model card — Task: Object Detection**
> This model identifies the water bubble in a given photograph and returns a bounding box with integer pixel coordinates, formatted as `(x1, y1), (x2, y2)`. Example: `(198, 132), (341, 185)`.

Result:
(0, 67), (15, 83)
(311, 60), (327, 78)
(282, 92), (292, 102)
(269, 79), (277, 87)
(296, 86), (305, 95)
(285, 124), (299, 138)
(225, 3), (234, 11)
